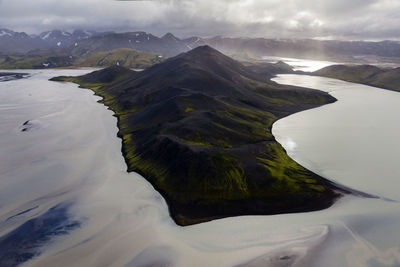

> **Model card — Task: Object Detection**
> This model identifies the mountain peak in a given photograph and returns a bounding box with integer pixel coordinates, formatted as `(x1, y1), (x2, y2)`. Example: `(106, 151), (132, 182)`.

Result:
(162, 32), (180, 41)
(186, 45), (217, 54)
(136, 45), (267, 93)
(178, 45), (244, 66)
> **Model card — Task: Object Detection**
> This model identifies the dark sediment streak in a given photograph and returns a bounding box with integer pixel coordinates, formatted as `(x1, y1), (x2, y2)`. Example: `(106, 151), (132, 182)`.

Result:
(0, 203), (80, 267)
(0, 72), (29, 82)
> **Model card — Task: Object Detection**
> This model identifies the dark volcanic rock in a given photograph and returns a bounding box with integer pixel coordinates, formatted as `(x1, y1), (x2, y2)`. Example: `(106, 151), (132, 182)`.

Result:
(0, 72), (29, 81)
(0, 204), (80, 267)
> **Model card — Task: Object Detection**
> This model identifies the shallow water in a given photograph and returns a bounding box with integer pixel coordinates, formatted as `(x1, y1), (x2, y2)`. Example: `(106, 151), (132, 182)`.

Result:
(0, 70), (399, 267)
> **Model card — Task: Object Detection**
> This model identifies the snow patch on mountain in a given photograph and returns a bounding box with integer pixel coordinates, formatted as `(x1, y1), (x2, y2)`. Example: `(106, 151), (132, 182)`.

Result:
(41, 31), (51, 40)
(62, 31), (71, 37)
(0, 30), (12, 37)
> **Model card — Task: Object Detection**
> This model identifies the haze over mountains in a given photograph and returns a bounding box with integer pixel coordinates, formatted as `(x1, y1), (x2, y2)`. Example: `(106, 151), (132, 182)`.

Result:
(2, 28), (400, 63)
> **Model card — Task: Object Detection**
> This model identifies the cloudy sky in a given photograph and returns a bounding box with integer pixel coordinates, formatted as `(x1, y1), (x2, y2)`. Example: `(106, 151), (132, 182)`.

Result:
(0, 0), (399, 40)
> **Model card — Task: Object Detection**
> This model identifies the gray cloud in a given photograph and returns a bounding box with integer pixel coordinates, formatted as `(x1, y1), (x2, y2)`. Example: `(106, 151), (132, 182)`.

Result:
(0, 0), (399, 40)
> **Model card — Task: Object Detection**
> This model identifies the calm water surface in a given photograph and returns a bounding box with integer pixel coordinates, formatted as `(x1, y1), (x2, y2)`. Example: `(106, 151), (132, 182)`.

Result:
(0, 69), (399, 267)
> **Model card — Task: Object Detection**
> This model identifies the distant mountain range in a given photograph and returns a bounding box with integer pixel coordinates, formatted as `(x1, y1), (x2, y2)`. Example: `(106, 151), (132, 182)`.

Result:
(0, 29), (101, 53)
(205, 37), (400, 62)
(69, 31), (204, 57)
(0, 28), (204, 56)
(2, 28), (400, 68)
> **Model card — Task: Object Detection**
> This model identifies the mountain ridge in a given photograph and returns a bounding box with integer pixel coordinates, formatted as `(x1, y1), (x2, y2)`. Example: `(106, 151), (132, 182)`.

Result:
(2, 28), (400, 64)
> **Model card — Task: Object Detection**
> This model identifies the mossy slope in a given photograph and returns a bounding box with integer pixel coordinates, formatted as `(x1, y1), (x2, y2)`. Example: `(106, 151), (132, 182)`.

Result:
(75, 48), (163, 69)
(314, 64), (400, 92)
(0, 54), (74, 69)
(0, 48), (163, 69)
(52, 46), (345, 225)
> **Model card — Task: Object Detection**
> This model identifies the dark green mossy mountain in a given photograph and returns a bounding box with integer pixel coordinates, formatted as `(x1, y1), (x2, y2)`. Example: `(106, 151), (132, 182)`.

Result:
(52, 46), (345, 225)
(0, 48), (163, 69)
(314, 64), (400, 92)
(77, 65), (136, 84)
(51, 65), (136, 85)
(0, 54), (74, 69)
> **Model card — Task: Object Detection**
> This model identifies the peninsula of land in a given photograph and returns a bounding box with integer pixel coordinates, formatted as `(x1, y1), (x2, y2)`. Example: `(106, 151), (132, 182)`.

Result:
(51, 46), (347, 225)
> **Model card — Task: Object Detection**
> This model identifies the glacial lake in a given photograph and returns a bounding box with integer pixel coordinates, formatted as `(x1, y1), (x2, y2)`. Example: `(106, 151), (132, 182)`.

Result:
(0, 69), (399, 267)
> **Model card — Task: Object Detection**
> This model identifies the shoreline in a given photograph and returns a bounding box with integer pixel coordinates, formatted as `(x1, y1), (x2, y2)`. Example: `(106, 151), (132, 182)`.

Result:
(49, 59), (356, 226)
(2, 67), (398, 267)
(52, 75), (356, 226)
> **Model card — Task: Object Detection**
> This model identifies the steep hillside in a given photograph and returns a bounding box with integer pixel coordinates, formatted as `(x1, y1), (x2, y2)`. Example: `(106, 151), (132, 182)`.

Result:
(69, 65), (136, 84)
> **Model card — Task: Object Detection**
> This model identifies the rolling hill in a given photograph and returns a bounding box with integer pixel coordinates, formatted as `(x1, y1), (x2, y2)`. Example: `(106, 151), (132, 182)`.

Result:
(3, 27), (400, 65)
(75, 48), (164, 69)
(0, 48), (163, 69)
(314, 65), (400, 92)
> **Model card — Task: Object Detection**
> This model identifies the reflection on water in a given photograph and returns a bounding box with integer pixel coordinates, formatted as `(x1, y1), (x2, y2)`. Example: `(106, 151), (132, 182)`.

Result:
(0, 70), (399, 266)
(261, 56), (338, 72)
(272, 74), (400, 266)
(273, 75), (400, 200)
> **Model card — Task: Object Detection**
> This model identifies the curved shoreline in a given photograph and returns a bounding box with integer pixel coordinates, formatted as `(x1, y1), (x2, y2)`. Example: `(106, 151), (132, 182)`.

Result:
(50, 63), (352, 226)
(4, 69), (400, 267)
(271, 74), (400, 200)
